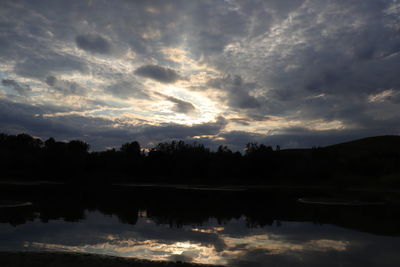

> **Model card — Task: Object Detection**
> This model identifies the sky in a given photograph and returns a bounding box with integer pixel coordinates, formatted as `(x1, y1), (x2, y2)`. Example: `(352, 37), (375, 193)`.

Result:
(1, 0), (400, 151)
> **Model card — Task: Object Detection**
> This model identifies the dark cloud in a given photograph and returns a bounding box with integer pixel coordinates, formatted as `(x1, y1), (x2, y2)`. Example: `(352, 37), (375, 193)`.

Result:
(208, 75), (260, 109)
(0, 99), (78, 138)
(165, 96), (196, 114)
(134, 65), (180, 83)
(230, 118), (250, 126)
(218, 125), (400, 151)
(176, 1), (250, 58)
(229, 115), (271, 126)
(1, 79), (31, 95)
(138, 116), (227, 142)
(154, 92), (196, 114)
(45, 76), (57, 86)
(243, 0), (400, 128)
(45, 76), (86, 96)
(0, 99), (140, 151)
(85, 116), (228, 150)
(14, 55), (88, 79)
(75, 34), (112, 54)
(382, 90), (400, 104)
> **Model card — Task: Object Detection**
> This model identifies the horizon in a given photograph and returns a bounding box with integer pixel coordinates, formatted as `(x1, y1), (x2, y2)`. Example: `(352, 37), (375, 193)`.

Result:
(2, 131), (399, 153)
(1, 0), (400, 151)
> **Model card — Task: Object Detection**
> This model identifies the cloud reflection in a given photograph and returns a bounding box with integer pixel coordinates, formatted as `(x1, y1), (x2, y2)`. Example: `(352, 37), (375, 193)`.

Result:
(17, 212), (354, 266)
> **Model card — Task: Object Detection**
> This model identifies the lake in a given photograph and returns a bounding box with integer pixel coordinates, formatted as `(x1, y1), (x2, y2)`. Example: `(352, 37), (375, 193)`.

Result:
(1, 184), (400, 266)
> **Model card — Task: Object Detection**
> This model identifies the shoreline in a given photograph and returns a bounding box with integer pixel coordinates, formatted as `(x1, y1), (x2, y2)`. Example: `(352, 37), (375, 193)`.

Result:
(1, 180), (400, 194)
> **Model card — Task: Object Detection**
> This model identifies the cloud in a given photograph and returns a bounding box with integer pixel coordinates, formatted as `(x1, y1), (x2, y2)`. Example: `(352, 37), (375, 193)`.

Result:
(154, 92), (196, 114)
(208, 75), (260, 109)
(75, 34), (112, 54)
(106, 80), (149, 99)
(368, 89), (400, 104)
(196, 0), (400, 135)
(165, 96), (196, 114)
(0, 98), (226, 150)
(218, 124), (400, 151)
(45, 76), (57, 86)
(134, 65), (180, 83)
(0, 99), (78, 137)
(1, 79), (31, 95)
(45, 76), (86, 96)
(84, 116), (229, 151)
(0, 0), (400, 149)
(138, 116), (227, 142)
(14, 55), (88, 79)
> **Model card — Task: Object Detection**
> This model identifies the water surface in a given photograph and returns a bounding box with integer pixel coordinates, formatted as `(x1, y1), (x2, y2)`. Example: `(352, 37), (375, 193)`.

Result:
(1, 186), (400, 266)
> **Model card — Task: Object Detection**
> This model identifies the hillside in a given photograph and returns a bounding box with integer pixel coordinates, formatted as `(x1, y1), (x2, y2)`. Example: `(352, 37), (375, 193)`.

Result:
(325, 135), (400, 153)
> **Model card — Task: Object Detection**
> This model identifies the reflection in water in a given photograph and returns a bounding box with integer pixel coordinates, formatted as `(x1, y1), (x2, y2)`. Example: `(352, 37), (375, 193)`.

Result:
(16, 213), (232, 264)
(9, 212), (350, 265)
(24, 237), (219, 264)
(1, 186), (400, 266)
(1, 210), (399, 266)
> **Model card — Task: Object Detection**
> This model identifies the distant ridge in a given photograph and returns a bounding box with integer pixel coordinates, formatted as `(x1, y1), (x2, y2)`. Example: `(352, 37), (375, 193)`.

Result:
(279, 135), (400, 159)
(325, 135), (400, 153)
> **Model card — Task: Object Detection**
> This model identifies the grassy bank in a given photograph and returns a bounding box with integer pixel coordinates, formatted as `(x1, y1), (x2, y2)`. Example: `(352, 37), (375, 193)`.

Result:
(0, 252), (225, 267)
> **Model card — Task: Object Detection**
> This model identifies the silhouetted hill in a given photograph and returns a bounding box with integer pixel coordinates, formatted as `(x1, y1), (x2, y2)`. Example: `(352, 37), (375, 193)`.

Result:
(325, 135), (400, 153)
(278, 135), (400, 156)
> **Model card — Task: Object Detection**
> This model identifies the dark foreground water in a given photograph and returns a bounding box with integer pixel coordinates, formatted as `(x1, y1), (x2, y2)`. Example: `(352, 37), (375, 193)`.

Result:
(1, 185), (400, 266)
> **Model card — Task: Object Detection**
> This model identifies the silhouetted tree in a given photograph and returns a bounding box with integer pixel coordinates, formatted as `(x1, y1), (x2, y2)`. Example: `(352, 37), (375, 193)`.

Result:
(1, 132), (400, 187)
(68, 140), (90, 154)
(120, 141), (141, 156)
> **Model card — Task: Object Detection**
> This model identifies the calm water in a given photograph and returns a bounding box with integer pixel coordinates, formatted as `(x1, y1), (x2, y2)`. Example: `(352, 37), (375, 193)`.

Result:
(1, 185), (400, 266)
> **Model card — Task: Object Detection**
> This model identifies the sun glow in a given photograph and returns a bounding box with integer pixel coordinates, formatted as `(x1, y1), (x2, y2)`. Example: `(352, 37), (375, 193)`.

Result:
(149, 84), (222, 125)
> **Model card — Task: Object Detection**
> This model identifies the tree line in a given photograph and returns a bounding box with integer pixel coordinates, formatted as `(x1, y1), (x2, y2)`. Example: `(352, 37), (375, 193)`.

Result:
(1, 133), (400, 186)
